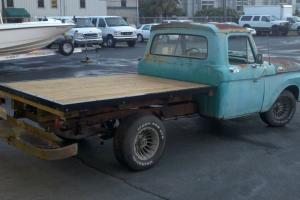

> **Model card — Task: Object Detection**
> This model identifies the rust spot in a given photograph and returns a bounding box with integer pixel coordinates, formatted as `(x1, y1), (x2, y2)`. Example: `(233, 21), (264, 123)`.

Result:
(265, 57), (300, 73)
(213, 23), (247, 32)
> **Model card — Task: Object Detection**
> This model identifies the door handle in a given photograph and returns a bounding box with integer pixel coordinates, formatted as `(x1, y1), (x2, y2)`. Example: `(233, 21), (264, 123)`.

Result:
(251, 64), (257, 69)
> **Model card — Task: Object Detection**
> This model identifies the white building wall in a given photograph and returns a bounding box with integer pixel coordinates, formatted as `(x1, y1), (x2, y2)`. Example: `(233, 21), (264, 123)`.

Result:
(107, 0), (137, 24)
(1, 0), (107, 18)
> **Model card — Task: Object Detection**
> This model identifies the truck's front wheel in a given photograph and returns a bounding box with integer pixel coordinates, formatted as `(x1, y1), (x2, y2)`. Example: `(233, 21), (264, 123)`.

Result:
(113, 113), (166, 171)
(106, 35), (116, 48)
(260, 90), (296, 127)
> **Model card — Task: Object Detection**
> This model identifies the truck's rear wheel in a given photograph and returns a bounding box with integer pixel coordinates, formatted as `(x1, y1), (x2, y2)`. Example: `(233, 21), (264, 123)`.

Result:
(281, 30), (288, 36)
(260, 90), (296, 127)
(113, 113), (166, 171)
(271, 26), (280, 36)
(297, 27), (300, 36)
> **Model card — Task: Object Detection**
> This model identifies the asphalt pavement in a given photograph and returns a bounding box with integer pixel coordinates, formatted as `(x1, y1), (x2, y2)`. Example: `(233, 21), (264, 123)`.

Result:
(0, 37), (300, 200)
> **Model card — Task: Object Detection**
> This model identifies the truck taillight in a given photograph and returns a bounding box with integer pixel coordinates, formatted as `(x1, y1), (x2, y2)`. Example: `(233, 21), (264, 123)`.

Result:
(54, 118), (62, 129)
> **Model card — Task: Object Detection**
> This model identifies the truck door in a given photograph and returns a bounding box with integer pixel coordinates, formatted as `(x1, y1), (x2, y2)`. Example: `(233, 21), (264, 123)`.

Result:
(225, 35), (265, 117)
(141, 25), (151, 39)
(260, 16), (272, 30)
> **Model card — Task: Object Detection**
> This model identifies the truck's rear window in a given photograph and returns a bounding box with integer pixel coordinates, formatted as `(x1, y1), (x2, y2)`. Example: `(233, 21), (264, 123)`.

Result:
(150, 34), (208, 59)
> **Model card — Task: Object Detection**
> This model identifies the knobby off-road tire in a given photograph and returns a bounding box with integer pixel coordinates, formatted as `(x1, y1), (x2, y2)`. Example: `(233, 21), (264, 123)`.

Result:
(260, 90), (296, 127)
(113, 113), (166, 171)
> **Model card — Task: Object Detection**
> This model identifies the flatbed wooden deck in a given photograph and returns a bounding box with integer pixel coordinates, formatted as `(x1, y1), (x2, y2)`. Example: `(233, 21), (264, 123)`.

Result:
(0, 74), (212, 111)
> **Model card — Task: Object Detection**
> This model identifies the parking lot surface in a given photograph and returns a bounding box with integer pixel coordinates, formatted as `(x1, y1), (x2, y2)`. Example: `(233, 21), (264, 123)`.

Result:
(0, 37), (300, 200)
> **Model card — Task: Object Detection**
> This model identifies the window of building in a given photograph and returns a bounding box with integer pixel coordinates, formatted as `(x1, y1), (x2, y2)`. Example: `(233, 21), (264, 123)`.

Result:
(38, 0), (45, 8)
(252, 16), (260, 21)
(80, 0), (86, 8)
(6, 0), (14, 7)
(228, 36), (255, 65)
(201, 0), (214, 9)
(151, 34), (208, 59)
(121, 0), (127, 7)
(51, 0), (57, 8)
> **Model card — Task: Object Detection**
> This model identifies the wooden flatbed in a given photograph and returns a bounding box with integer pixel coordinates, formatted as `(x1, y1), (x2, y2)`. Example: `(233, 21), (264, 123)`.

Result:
(0, 74), (213, 164)
(0, 74), (212, 112)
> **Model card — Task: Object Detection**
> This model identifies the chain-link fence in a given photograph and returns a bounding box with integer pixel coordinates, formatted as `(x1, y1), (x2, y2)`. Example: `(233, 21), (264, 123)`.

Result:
(137, 16), (238, 25)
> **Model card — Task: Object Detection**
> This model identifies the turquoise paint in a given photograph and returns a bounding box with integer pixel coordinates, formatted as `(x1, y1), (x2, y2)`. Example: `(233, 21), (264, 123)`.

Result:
(138, 23), (300, 119)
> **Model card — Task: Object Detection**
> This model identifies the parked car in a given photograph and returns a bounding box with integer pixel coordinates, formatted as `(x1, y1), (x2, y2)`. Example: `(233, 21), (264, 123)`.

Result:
(162, 19), (193, 24)
(136, 23), (158, 42)
(89, 16), (137, 48)
(238, 15), (289, 36)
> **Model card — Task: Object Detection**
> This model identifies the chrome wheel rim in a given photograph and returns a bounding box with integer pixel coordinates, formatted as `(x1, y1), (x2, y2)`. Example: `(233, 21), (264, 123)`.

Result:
(272, 96), (292, 120)
(134, 127), (160, 161)
(63, 43), (73, 53)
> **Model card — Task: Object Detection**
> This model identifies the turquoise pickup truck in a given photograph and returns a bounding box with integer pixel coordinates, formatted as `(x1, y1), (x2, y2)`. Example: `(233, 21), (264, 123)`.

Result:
(0, 23), (299, 171)
(139, 23), (300, 126)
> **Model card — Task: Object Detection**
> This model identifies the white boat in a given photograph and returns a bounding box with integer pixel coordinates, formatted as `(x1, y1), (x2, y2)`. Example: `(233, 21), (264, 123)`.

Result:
(0, 21), (74, 55)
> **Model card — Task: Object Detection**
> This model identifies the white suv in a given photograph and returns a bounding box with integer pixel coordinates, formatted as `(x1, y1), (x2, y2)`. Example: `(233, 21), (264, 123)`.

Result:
(89, 16), (137, 48)
(239, 15), (289, 36)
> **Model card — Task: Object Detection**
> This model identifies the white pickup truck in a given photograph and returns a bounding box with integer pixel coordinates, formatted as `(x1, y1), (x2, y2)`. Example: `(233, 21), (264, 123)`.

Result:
(239, 15), (289, 36)
(51, 17), (103, 46)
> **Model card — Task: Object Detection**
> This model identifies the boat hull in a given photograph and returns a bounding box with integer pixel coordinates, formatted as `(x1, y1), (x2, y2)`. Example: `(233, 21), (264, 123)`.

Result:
(0, 23), (73, 55)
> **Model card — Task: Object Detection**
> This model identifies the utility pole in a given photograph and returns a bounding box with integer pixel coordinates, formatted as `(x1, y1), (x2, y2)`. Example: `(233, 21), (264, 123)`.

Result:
(1, 0), (5, 23)
(223, 0), (227, 22)
(136, 0), (139, 26)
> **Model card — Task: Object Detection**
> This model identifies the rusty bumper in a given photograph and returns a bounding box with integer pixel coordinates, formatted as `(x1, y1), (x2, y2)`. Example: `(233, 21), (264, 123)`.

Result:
(0, 111), (78, 160)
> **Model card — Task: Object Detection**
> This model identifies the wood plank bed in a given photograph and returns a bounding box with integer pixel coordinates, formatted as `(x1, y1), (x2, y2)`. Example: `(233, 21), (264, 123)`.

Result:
(0, 74), (212, 111)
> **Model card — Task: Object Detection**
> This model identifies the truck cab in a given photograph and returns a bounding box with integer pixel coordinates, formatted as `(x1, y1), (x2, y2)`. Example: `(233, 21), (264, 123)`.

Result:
(139, 23), (300, 123)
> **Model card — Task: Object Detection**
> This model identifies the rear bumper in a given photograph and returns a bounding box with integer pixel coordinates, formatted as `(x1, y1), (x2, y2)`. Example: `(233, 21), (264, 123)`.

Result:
(0, 111), (78, 160)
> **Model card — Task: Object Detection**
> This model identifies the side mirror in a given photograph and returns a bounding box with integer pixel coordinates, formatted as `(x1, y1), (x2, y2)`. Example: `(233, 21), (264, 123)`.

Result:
(256, 53), (263, 64)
